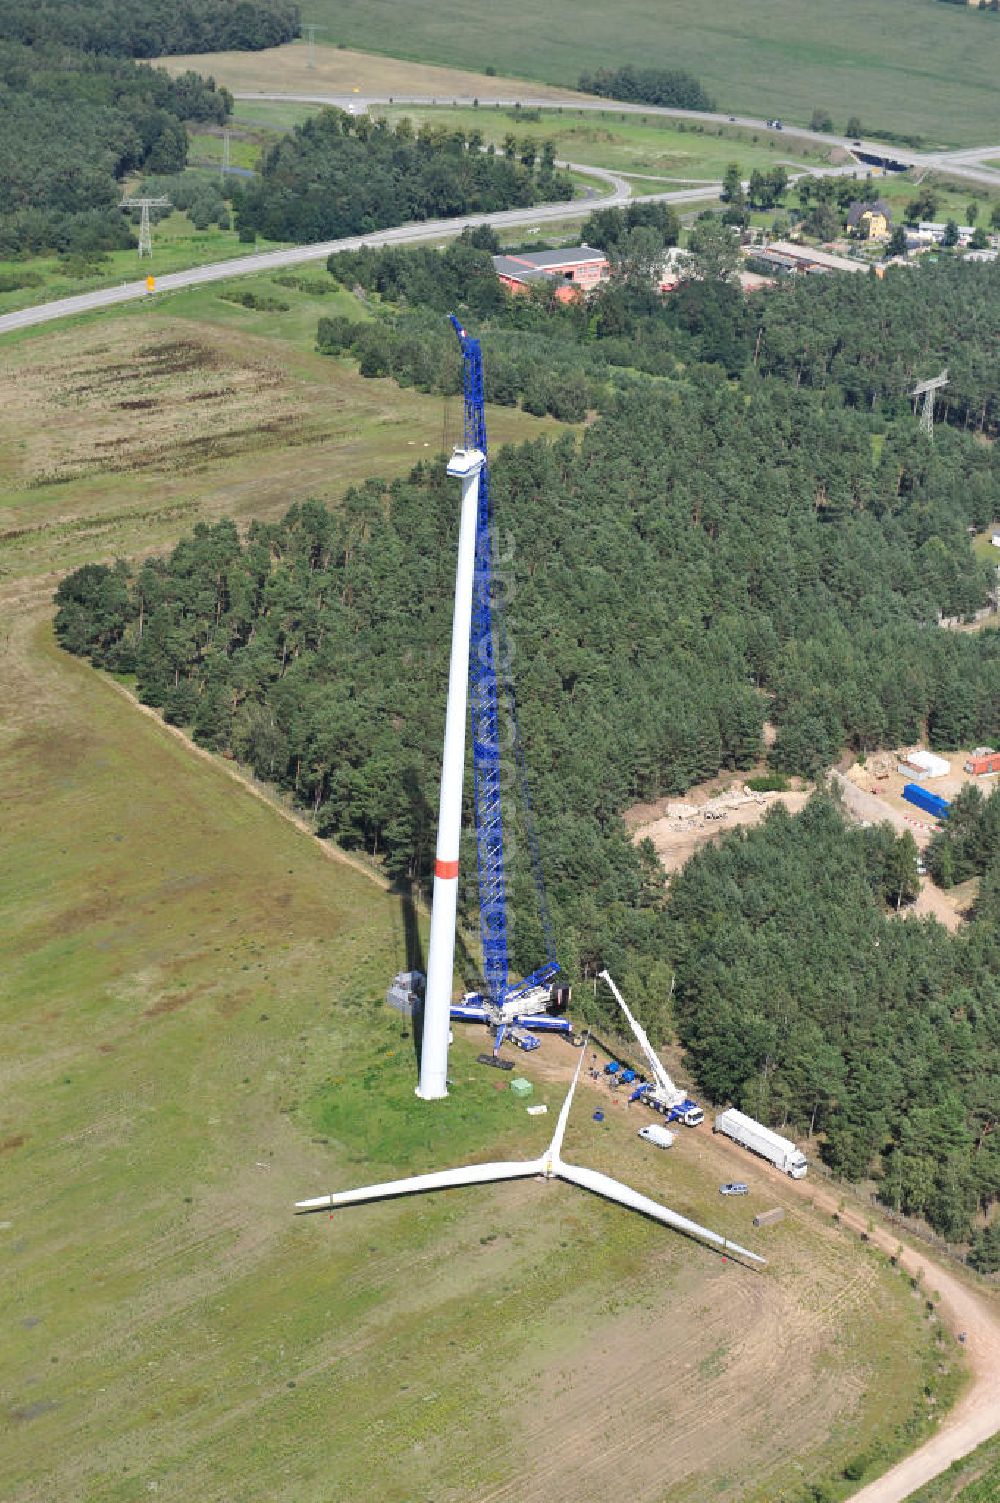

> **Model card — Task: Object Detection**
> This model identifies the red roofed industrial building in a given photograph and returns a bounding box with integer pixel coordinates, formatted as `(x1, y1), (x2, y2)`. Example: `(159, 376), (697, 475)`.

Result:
(492, 246), (610, 301)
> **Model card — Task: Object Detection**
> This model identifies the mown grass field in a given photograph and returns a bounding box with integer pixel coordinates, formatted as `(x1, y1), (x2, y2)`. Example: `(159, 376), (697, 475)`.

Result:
(0, 286), (965, 1501)
(156, 39), (587, 105)
(0, 633), (955, 1502)
(0, 278), (564, 590)
(294, 0), (1000, 145)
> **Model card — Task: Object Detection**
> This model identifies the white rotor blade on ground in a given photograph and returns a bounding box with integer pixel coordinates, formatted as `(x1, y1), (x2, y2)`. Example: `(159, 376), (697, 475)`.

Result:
(545, 1036), (588, 1164)
(295, 1028), (764, 1265)
(296, 1157), (545, 1213)
(555, 1160), (766, 1266)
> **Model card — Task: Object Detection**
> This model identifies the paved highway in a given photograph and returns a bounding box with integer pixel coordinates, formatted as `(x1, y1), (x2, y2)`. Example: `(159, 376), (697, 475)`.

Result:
(0, 179), (717, 337)
(5, 89), (1000, 340)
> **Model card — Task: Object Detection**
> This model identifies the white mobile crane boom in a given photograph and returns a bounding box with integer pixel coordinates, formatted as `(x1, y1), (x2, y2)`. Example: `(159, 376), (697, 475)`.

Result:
(598, 970), (704, 1127)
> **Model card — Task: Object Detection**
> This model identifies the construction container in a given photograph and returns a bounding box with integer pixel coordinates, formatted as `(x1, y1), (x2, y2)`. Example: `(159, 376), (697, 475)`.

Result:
(965, 752), (1000, 776)
(509, 1077), (533, 1098)
(752, 1208), (786, 1228)
(902, 783), (950, 820)
(900, 749), (950, 778)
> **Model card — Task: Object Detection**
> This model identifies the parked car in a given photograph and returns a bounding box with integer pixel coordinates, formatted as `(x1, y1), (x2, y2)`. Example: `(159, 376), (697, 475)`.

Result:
(720, 1182), (749, 1196)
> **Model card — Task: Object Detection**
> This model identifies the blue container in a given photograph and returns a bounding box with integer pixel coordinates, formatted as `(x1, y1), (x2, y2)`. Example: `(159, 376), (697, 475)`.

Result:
(592, 1110), (605, 1123)
(902, 783), (950, 820)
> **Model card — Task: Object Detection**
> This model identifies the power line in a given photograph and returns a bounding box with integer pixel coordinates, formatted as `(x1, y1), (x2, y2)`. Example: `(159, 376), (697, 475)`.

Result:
(911, 367), (949, 440)
(120, 196), (172, 258)
(302, 22), (326, 68)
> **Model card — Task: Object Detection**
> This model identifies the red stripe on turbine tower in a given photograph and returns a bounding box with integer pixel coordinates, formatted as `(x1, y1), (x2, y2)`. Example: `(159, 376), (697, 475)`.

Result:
(435, 858), (460, 880)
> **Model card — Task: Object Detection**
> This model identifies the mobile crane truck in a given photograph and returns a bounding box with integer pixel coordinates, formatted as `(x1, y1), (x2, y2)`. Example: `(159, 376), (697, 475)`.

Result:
(598, 971), (704, 1126)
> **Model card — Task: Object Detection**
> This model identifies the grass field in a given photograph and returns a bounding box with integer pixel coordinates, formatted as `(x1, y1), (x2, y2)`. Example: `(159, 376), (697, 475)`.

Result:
(376, 103), (836, 178)
(280, 0), (1000, 145)
(0, 625), (956, 1500)
(232, 97), (345, 131)
(973, 528), (1000, 564)
(188, 128), (262, 173)
(0, 280), (563, 589)
(0, 287), (968, 1501)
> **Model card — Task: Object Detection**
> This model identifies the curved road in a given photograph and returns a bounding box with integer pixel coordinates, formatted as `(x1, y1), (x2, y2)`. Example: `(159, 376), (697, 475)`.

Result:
(237, 89), (1000, 190)
(6, 88), (1000, 339)
(786, 1176), (1000, 1503)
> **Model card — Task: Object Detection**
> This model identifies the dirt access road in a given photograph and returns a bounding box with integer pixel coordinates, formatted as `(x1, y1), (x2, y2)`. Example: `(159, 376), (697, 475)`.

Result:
(799, 1180), (1000, 1503)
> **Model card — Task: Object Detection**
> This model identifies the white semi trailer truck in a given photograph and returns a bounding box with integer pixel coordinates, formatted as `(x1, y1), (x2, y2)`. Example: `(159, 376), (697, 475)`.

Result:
(713, 1108), (808, 1178)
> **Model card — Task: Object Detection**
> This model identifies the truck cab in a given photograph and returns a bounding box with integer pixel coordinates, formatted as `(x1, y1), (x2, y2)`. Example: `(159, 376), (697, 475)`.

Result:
(641, 1087), (704, 1126)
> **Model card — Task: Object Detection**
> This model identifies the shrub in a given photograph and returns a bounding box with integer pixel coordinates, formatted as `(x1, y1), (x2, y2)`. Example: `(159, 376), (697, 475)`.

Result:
(747, 773), (790, 792)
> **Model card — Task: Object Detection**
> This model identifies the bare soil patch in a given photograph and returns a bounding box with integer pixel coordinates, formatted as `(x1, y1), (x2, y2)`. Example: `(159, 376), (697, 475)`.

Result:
(842, 746), (996, 833)
(837, 749), (1000, 931)
(155, 42), (589, 103)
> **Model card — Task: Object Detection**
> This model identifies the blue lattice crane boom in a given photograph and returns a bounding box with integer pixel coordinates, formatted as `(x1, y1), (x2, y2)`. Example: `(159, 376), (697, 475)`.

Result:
(448, 314), (508, 1010)
(447, 316), (566, 1052)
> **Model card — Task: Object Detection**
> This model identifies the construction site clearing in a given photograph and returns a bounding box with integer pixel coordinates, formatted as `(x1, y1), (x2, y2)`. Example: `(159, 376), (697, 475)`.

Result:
(843, 745), (998, 835)
(628, 745), (997, 929)
(628, 782), (810, 876)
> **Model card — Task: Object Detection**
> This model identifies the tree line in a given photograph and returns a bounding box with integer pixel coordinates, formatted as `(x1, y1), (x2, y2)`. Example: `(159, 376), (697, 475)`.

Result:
(0, 0), (299, 57)
(577, 64), (714, 112)
(0, 40), (231, 258)
(55, 363), (1000, 977)
(926, 783), (1000, 888)
(231, 110), (574, 244)
(751, 259), (1000, 435)
(668, 793), (1000, 1254)
(320, 222), (1000, 437)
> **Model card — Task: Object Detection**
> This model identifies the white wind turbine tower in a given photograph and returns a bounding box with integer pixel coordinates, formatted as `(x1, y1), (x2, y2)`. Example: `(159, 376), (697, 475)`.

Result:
(296, 1043), (766, 1266)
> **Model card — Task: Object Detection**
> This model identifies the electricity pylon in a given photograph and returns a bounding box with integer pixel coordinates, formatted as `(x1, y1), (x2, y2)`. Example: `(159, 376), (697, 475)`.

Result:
(303, 22), (326, 67)
(911, 368), (949, 439)
(221, 129), (230, 183)
(120, 196), (172, 258)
